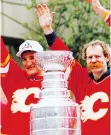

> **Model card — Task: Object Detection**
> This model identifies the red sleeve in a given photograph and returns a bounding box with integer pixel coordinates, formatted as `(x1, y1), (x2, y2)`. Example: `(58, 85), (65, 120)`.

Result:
(50, 37), (70, 51)
(105, 14), (111, 27)
(0, 37), (10, 67)
(68, 60), (90, 103)
(0, 37), (22, 95)
(0, 37), (20, 71)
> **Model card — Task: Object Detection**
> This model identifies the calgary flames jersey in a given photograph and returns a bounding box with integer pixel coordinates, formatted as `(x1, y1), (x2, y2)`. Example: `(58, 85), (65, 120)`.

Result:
(0, 37), (42, 134)
(69, 66), (110, 135)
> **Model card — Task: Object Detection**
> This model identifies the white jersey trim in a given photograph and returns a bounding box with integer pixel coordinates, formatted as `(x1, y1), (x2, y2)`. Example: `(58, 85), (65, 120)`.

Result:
(0, 62), (10, 73)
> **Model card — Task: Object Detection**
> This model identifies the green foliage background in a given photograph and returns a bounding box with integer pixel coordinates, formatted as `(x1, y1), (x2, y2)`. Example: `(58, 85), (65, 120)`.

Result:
(2, 0), (109, 67)
(23, 0), (110, 66)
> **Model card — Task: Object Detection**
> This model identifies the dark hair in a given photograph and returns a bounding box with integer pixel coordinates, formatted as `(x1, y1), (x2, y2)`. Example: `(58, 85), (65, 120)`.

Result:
(21, 50), (36, 57)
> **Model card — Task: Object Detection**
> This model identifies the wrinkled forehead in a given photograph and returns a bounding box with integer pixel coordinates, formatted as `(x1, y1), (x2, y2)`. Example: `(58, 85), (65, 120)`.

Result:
(86, 45), (103, 56)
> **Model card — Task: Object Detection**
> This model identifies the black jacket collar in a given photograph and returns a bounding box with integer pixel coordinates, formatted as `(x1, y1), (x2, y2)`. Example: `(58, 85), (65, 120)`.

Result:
(89, 68), (110, 82)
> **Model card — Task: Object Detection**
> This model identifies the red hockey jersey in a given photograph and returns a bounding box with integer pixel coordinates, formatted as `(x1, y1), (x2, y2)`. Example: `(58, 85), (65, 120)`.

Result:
(1, 37), (43, 134)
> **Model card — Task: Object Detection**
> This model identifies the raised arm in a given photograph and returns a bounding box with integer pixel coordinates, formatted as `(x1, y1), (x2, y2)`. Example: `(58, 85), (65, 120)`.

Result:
(84, 0), (111, 26)
(35, 4), (69, 50)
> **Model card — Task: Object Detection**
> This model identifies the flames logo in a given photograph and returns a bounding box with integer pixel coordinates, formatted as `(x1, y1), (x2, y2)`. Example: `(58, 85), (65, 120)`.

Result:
(80, 92), (109, 122)
(11, 87), (41, 113)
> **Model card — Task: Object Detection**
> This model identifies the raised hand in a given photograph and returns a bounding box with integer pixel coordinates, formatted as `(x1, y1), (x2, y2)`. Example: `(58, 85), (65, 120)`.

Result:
(91, 0), (103, 15)
(84, 0), (109, 19)
(35, 4), (55, 34)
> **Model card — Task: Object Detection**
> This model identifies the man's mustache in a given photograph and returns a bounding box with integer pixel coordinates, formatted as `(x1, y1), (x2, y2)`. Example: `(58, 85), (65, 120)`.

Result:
(88, 61), (103, 69)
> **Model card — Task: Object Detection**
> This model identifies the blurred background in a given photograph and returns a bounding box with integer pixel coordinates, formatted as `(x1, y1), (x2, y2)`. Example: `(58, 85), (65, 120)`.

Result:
(1, 0), (110, 67)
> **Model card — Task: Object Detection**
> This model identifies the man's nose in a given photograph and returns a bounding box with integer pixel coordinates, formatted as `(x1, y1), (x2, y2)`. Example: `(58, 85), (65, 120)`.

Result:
(26, 60), (32, 66)
(91, 56), (96, 62)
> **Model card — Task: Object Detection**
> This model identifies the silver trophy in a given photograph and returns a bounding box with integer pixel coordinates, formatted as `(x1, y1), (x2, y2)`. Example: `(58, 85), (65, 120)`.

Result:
(30, 51), (81, 135)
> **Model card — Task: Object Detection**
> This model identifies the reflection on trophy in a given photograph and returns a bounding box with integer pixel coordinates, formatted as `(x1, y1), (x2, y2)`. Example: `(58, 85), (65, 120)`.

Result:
(30, 51), (81, 135)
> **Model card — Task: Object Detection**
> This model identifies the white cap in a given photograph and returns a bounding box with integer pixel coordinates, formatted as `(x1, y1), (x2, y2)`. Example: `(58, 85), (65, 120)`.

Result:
(16, 40), (44, 58)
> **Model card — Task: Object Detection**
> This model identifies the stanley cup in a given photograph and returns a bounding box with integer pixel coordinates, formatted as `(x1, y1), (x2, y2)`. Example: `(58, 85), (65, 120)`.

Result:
(30, 51), (81, 135)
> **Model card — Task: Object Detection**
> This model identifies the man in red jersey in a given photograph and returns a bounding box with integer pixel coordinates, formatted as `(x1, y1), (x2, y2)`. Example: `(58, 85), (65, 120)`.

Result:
(36, 4), (110, 135)
(0, 38), (44, 135)
(84, 0), (111, 27)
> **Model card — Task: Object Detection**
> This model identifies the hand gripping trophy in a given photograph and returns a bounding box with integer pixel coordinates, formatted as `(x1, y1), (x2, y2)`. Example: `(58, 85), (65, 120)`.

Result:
(30, 51), (81, 135)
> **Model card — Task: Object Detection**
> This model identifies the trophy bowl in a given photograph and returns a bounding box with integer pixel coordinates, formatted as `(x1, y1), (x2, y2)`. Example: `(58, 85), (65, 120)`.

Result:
(34, 51), (73, 71)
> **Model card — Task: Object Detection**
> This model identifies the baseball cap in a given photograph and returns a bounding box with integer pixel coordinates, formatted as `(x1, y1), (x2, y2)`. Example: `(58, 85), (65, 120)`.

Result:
(16, 40), (44, 58)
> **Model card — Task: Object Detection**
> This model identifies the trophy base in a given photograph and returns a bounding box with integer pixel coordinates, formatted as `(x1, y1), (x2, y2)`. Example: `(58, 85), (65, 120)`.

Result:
(31, 129), (81, 135)
(30, 98), (81, 135)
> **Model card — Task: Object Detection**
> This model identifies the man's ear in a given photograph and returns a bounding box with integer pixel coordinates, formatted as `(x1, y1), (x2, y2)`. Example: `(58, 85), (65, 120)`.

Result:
(105, 54), (110, 62)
